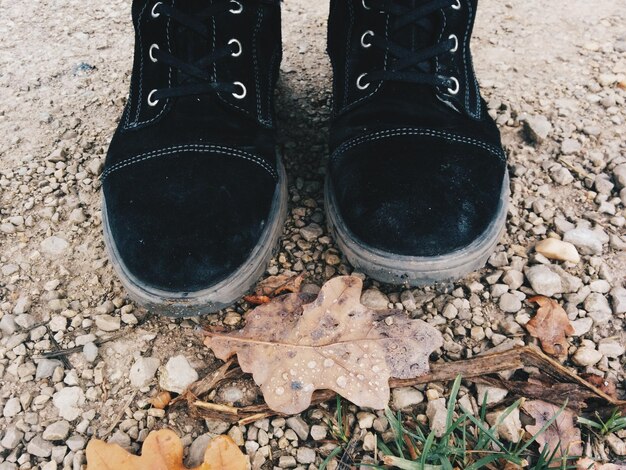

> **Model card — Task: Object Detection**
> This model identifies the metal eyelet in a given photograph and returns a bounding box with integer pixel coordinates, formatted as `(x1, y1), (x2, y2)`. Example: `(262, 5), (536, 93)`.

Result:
(362, 0), (371, 9)
(356, 73), (370, 90)
(149, 44), (160, 63)
(447, 77), (460, 95)
(147, 89), (160, 106)
(232, 82), (247, 99)
(229, 0), (243, 14)
(451, 0), (461, 10)
(151, 2), (163, 18)
(448, 34), (458, 53)
(361, 31), (374, 48)
(229, 39), (242, 57)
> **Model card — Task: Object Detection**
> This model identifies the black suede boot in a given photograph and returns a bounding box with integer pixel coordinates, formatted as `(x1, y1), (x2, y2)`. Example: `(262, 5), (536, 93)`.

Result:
(326, 0), (509, 285)
(102, 0), (286, 316)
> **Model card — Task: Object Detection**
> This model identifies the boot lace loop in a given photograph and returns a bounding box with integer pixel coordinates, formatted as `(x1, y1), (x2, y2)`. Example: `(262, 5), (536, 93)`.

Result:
(147, 0), (244, 106)
(360, 0), (461, 94)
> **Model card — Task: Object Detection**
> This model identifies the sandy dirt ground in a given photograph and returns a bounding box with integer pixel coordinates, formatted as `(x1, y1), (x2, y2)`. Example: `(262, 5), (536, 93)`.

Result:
(0, 0), (625, 468)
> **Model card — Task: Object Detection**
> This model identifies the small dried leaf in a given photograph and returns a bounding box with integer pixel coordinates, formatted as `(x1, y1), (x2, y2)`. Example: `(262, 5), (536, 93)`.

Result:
(86, 430), (248, 470)
(580, 374), (617, 399)
(522, 400), (583, 462)
(149, 391), (172, 410)
(255, 273), (305, 297)
(526, 296), (574, 358)
(205, 276), (443, 414)
(243, 295), (271, 305)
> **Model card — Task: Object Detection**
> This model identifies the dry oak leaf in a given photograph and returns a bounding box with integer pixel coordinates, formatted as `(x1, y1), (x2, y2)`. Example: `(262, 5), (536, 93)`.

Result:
(205, 276), (443, 414)
(526, 296), (574, 358)
(522, 400), (583, 462)
(86, 430), (249, 470)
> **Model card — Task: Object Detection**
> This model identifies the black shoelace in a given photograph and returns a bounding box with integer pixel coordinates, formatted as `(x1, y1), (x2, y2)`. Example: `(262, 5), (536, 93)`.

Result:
(360, 0), (460, 94)
(147, 1), (244, 106)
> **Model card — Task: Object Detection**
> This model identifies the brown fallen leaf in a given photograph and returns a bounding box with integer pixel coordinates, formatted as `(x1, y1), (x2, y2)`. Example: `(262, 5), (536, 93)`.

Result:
(244, 274), (305, 305)
(580, 374), (618, 399)
(256, 273), (305, 297)
(526, 296), (574, 358)
(522, 400), (583, 463)
(205, 276), (443, 414)
(243, 295), (272, 305)
(149, 391), (172, 410)
(86, 430), (248, 470)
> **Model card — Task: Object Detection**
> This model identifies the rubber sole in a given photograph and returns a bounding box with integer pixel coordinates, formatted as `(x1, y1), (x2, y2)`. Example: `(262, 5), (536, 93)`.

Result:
(102, 153), (288, 317)
(325, 171), (510, 287)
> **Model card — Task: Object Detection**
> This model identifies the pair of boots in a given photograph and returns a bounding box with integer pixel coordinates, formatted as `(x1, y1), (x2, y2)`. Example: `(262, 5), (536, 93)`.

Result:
(102, 0), (509, 317)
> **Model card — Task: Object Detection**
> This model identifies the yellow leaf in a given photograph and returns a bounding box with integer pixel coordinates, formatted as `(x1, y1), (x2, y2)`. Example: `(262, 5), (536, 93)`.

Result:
(86, 430), (249, 470)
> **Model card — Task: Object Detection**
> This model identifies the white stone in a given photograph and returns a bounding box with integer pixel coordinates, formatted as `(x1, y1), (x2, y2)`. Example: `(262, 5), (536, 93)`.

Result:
(0, 426), (24, 449)
(52, 387), (85, 421)
(159, 355), (198, 393)
(503, 270), (524, 290)
(12, 296), (31, 315)
(499, 293), (522, 313)
(525, 265), (563, 297)
(584, 293), (613, 323)
(43, 420), (71, 441)
(392, 387), (424, 409)
(286, 416), (309, 440)
(0, 314), (18, 335)
(36, 359), (63, 379)
(535, 239), (580, 263)
(300, 223), (323, 242)
(597, 339), (625, 358)
(606, 433), (626, 456)
(561, 138), (581, 154)
(523, 115), (552, 143)
(83, 342), (98, 363)
(278, 456), (297, 468)
(611, 287), (626, 314)
(487, 409), (522, 443)
(296, 447), (316, 464)
(2, 398), (21, 418)
(550, 166), (574, 185)
(572, 347), (603, 366)
(613, 163), (626, 189)
(426, 398), (448, 438)
(310, 424), (327, 441)
(40, 236), (69, 257)
(95, 314), (121, 332)
(570, 318), (593, 337)
(563, 227), (605, 255)
(130, 357), (160, 388)
(360, 289), (389, 310)
(363, 432), (377, 452)
(27, 436), (53, 458)
(476, 385), (509, 405)
(186, 434), (213, 468)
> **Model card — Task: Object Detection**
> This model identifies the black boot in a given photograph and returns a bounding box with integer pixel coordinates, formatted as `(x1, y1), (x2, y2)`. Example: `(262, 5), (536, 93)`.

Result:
(102, 0), (286, 316)
(326, 0), (509, 285)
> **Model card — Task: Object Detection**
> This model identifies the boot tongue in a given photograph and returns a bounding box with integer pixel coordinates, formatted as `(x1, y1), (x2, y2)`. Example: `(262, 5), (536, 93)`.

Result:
(171, 0), (213, 83)
(389, 0), (440, 74)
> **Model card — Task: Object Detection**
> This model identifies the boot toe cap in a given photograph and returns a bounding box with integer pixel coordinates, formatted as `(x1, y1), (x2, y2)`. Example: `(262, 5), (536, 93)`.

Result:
(330, 132), (507, 257)
(102, 148), (277, 293)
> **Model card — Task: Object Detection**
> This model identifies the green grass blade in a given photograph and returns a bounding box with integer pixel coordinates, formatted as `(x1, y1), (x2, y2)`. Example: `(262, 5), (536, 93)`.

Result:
(319, 446), (343, 470)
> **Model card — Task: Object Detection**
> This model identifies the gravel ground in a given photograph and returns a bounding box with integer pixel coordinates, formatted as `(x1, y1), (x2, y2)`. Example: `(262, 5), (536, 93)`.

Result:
(1, 0), (625, 468)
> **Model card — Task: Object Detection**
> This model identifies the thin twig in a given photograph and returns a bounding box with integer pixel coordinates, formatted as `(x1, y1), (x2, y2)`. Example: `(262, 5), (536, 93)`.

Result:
(101, 390), (138, 438)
